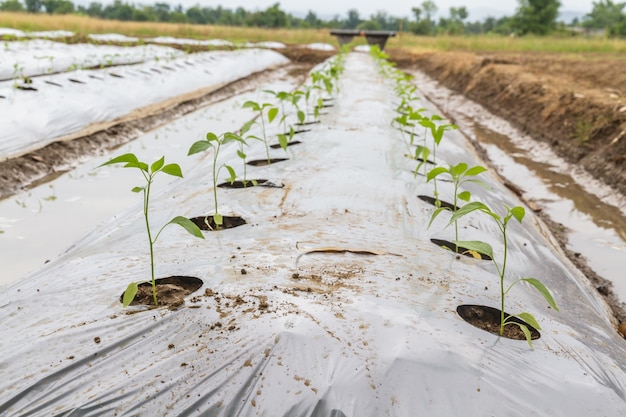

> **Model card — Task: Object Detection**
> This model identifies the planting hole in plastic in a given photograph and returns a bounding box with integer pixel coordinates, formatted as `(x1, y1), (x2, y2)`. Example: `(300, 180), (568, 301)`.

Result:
(418, 195), (459, 211)
(217, 179), (283, 189)
(190, 215), (247, 231)
(430, 238), (492, 260)
(120, 276), (203, 308)
(270, 140), (301, 149)
(296, 120), (321, 126)
(247, 158), (289, 167)
(457, 305), (541, 341)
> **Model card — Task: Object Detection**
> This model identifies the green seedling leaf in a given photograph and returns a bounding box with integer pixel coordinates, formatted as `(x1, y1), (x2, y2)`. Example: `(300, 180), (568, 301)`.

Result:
(161, 163), (183, 178)
(448, 201), (493, 226)
(454, 240), (494, 259)
(240, 120), (254, 136)
(278, 134), (288, 150)
(237, 150), (247, 159)
(458, 191), (471, 202)
(268, 107), (279, 123)
(225, 165), (236, 183)
(426, 167), (448, 182)
(427, 206), (450, 229)
(450, 162), (468, 178)
(517, 322), (534, 348)
(510, 206), (526, 223)
(167, 216), (204, 239)
(151, 156), (165, 173)
(466, 165), (488, 176)
(521, 278), (559, 311)
(99, 153), (139, 168)
(214, 213), (223, 227)
(242, 100), (260, 111)
(122, 282), (139, 307)
(297, 110), (305, 124)
(188, 140), (212, 155)
(132, 186), (144, 193)
(516, 312), (541, 331)
(206, 132), (219, 142)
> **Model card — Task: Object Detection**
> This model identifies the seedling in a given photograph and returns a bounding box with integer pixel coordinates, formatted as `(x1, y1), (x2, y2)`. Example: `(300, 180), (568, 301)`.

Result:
(99, 154), (204, 307)
(242, 100), (278, 163)
(188, 131), (245, 228)
(418, 116), (458, 202)
(236, 120), (257, 187)
(448, 203), (559, 347)
(427, 163), (489, 253)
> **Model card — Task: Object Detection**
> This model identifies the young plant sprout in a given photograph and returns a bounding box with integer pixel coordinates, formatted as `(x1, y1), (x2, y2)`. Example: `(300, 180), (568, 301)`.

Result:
(418, 116), (458, 203)
(99, 154), (204, 307)
(188, 131), (245, 228)
(236, 120), (257, 187)
(242, 100), (278, 163)
(427, 163), (489, 254)
(448, 203), (559, 348)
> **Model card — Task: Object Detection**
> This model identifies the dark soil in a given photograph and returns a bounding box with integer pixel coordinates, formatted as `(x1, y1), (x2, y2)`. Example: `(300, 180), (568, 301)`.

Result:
(430, 238), (492, 261)
(270, 140), (302, 149)
(217, 179), (283, 189)
(457, 304), (541, 341)
(122, 276), (203, 310)
(418, 195), (458, 211)
(247, 158), (289, 166)
(190, 215), (247, 231)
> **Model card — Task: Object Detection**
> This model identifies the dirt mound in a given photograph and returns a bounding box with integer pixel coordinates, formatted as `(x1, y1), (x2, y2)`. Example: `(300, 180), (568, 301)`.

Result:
(390, 49), (626, 197)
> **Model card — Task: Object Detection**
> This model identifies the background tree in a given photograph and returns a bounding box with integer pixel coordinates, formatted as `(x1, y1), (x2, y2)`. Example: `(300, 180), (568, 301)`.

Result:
(0, 0), (25, 11)
(343, 9), (362, 29)
(24, 0), (41, 12)
(582, 0), (626, 29)
(411, 1), (438, 35)
(512, 0), (561, 35)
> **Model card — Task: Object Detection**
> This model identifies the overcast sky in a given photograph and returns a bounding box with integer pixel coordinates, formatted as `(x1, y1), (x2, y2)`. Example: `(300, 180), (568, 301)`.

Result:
(150, 1), (592, 19)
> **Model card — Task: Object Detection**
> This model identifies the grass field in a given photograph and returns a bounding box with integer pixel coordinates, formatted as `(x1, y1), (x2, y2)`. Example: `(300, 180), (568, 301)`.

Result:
(2, 11), (626, 54)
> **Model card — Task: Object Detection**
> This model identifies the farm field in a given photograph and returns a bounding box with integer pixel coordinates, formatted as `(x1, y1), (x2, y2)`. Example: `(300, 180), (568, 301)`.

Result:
(1, 14), (625, 415)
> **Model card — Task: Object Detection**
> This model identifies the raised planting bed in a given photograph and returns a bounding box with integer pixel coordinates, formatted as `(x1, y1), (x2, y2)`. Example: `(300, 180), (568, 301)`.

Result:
(1, 51), (625, 417)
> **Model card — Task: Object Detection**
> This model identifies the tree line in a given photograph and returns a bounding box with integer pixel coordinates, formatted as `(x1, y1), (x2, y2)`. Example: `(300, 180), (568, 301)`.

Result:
(1, 0), (626, 37)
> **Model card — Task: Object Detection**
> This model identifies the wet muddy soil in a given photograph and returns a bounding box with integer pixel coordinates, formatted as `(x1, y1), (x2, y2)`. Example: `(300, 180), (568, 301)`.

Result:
(389, 49), (626, 198)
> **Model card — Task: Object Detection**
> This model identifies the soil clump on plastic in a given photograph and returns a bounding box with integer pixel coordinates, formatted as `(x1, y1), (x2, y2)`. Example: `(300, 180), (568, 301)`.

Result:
(123, 276), (203, 310)
(457, 304), (541, 341)
(0, 50), (330, 200)
(190, 215), (247, 231)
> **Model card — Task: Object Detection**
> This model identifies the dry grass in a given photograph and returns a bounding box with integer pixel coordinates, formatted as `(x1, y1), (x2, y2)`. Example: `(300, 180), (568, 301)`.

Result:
(0, 12), (338, 45)
(388, 33), (626, 54)
(3, 11), (626, 55)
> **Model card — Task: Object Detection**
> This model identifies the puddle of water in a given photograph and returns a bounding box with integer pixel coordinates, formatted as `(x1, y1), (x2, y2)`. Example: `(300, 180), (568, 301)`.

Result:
(409, 70), (626, 304)
(0, 74), (297, 287)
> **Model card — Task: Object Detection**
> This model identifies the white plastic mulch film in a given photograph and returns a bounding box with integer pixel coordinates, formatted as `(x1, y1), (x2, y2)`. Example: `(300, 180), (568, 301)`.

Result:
(1, 52), (625, 416)
(0, 45), (289, 161)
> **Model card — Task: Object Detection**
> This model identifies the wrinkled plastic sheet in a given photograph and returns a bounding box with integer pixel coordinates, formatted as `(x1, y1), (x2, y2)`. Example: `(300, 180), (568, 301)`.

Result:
(0, 28), (73, 38)
(148, 36), (234, 47)
(0, 52), (625, 416)
(0, 39), (183, 80)
(0, 48), (289, 161)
